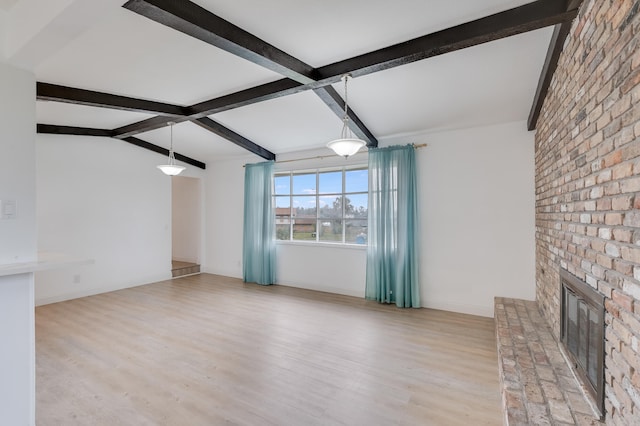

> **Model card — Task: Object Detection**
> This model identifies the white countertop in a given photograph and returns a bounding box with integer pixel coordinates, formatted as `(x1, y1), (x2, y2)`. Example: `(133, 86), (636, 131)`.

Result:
(0, 252), (93, 277)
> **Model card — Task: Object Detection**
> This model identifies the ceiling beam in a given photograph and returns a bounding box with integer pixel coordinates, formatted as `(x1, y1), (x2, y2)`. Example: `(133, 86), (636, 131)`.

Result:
(313, 86), (378, 147)
(37, 82), (189, 116)
(188, 79), (303, 118)
(122, 137), (206, 169)
(193, 117), (275, 161)
(37, 83), (274, 160)
(37, 124), (115, 137)
(123, 0), (376, 146)
(316, 0), (579, 80)
(567, 0), (583, 9)
(527, 23), (572, 131)
(112, 115), (191, 139)
(528, 1), (583, 130)
(37, 124), (205, 169)
(123, 0), (317, 84)
(116, 0), (580, 139)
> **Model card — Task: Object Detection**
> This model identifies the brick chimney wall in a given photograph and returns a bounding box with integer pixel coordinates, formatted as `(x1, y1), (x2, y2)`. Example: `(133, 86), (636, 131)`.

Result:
(535, 0), (640, 422)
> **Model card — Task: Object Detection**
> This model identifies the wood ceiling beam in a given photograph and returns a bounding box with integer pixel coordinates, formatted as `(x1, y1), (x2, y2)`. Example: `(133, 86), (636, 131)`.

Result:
(527, 23), (572, 131)
(567, 0), (583, 10)
(316, 0), (579, 80)
(117, 0), (580, 139)
(37, 84), (274, 161)
(36, 124), (206, 169)
(313, 86), (378, 147)
(112, 115), (191, 139)
(111, 114), (275, 160)
(122, 137), (206, 169)
(37, 82), (189, 116)
(41, 0), (576, 152)
(37, 124), (115, 137)
(528, 0), (583, 130)
(123, 0), (377, 147)
(193, 117), (275, 161)
(188, 79), (304, 118)
(123, 0), (317, 84)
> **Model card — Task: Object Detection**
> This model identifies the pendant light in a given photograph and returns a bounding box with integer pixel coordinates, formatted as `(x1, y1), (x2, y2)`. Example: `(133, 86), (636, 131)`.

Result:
(157, 122), (186, 176)
(327, 74), (366, 158)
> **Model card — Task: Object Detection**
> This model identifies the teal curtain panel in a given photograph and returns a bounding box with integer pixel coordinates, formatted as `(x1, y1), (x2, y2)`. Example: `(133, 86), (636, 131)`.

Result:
(366, 145), (420, 308)
(243, 161), (276, 285)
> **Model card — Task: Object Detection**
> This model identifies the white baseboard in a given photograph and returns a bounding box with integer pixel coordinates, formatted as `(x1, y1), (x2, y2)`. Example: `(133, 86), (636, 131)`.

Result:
(35, 273), (172, 306)
(35, 268), (495, 319)
(421, 300), (494, 318)
(201, 267), (241, 279)
(275, 279), (364, 299)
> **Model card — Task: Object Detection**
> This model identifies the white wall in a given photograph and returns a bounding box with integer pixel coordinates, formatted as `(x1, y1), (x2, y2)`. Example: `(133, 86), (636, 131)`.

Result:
(0, 61), (37, 426)
(0, 63), (36, 264)
(172, 176), (201, 264)
(34, 135), (204, 305)
(205, 121), (535, 317)
(409, 120), (536, 316)
(276, 244), (366, 297)
(0, 10), (6, 60)
(204, 156), (246, 278)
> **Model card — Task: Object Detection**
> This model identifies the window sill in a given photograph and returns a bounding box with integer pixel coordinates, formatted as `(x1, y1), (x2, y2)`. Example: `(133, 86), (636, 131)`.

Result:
(276, 240), (367, 250)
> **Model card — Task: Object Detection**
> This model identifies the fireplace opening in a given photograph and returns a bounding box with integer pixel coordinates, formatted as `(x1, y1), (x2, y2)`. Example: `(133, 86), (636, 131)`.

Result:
(560, 269), (605, 416)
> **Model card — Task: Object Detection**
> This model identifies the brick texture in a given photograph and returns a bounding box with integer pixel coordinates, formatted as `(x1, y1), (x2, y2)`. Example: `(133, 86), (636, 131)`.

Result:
(495, 298), (600, 425)
(535, 0), (640, 424)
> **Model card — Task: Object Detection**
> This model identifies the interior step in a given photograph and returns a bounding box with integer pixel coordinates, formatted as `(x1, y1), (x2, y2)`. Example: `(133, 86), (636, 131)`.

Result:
(172, 261), (200, 278)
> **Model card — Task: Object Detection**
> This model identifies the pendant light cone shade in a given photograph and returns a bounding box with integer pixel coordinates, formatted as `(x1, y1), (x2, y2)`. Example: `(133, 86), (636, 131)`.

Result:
(157, 122), (185, 176)
(327, 74), (366, 158)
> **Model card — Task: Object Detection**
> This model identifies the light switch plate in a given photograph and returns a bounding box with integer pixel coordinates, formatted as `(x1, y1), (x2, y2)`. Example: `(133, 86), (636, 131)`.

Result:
(0, 200), (17, 220)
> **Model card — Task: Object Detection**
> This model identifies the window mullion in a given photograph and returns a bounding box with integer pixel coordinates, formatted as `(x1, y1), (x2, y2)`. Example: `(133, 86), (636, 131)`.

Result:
(342, 168), (346, 243)
(276, 167), (367, 245)
(316, 170), (319, 242)
(289, 172), (293, 241)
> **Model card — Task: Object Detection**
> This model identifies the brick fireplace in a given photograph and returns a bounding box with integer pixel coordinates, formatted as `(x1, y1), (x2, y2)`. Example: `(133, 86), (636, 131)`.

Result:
(560, 269), (605, 415)
(535, 0), (640, 423)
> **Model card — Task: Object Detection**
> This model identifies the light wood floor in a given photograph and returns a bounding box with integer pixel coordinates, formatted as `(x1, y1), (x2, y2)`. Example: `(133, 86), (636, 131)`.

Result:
(36, 274), (501, 425)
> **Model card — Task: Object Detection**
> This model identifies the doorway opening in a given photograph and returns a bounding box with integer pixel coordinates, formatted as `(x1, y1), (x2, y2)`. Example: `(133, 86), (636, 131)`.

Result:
(171, 176), (201, 277)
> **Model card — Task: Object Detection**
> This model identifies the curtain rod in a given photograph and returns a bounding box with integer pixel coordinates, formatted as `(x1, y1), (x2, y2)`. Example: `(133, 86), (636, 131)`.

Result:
(243, 143), (427, 167)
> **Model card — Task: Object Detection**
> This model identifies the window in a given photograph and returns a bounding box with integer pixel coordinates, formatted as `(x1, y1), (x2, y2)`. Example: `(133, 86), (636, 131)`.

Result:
(274, 167), (368, 244)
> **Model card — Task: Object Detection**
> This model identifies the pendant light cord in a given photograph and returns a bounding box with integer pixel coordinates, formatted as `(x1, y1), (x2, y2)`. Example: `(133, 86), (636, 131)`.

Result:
(344, 74), (349, 118)
(341, 74), (351, 139)
(168, 122), (176, 165)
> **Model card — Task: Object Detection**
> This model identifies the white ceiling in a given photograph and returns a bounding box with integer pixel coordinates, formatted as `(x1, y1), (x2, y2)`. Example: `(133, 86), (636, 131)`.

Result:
(5, 0), (554, 164)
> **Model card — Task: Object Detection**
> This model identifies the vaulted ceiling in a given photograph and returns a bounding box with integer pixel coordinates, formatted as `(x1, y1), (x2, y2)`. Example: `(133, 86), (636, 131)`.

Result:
(1, 0), (581, 168)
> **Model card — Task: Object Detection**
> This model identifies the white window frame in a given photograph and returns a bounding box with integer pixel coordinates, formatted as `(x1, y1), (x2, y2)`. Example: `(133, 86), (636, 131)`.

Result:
(274, 165), (368, 246)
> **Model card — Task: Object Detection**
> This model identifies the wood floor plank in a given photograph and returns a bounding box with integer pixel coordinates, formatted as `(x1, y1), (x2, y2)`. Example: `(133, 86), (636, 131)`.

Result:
(36, 274), (502, 425)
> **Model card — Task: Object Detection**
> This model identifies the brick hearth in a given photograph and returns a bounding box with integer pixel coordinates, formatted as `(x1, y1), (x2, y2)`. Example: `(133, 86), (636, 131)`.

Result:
(495, 297), (600, 425)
